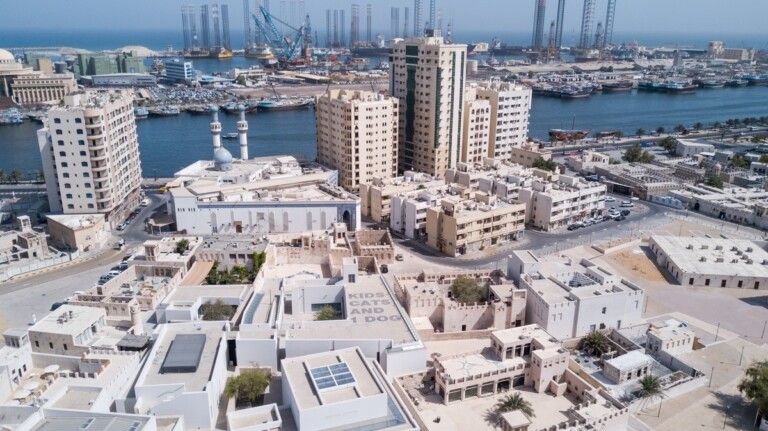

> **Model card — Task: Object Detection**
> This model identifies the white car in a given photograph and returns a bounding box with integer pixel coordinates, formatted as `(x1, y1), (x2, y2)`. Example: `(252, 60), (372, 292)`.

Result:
(604, 196), (616, 202)
(140, 198), (150, 207)
(116, 223), (127, 231)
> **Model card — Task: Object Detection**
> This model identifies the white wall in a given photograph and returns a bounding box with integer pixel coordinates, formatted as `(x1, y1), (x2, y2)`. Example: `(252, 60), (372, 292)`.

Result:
(235, 337), (279, 370)
(381, 343), (428, 377)
(296, 392), (388, 431)
(292, 285), (345, 315)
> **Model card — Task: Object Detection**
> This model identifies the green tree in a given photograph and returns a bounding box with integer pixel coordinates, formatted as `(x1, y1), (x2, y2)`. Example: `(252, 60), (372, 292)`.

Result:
(693, 122), (704, 131)
(0, 169), (5, 183)
(235, 74), (246, 85)
(532, 157), (557, 172)
(674, 124), (686, 133)
(609, 158), (621, 165)
(713, 121), (722, 129)
(640, 151), (655, 163)
(315, 305), (338, 321)
(738, 361), (768, 420)
(658, 137), (677, 154)
(706, 176), (724, 189)
(175, 238), (190, 254)
(636, 128), (645, 137)
(8, 169), (22, 184)
(224, 369), (272, 406)
(759, 154), (768, 164)
(730, 155), (749, 169)
(206, 261), (221, 284)
(752, 135), (766, 144)
(35, 170), (45, 182)
(578, 331), (610, 357)
(656, 126), (665, 135)
(230, 264), (250, 282)
(495, 392), (535, 418)
(636, 375), (665, 416)
(622, 143), (644, 162)
(251, 251), (266, 276)
(201, 299), (234, 321)
(450, 275), (487, 305)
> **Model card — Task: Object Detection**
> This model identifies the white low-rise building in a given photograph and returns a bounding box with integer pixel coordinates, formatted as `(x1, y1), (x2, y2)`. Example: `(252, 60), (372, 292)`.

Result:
(518, 175), (606, 231)
(508, 251), (645, 339)
(649, 235), (768, 289)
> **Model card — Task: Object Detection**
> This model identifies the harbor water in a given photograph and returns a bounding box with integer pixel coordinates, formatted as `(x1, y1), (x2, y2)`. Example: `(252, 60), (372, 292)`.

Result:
(2, 85), (767, 177)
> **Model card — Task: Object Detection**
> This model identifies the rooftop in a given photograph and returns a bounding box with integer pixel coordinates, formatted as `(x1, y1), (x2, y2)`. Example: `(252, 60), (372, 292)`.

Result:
(46, 214), (105, 230)
(281, 348), (383, 410)
(29, 305), (105, 337)
(138, 323), (224, 391)
(605, 350), (652, 370)
(651, 235), (768, 278)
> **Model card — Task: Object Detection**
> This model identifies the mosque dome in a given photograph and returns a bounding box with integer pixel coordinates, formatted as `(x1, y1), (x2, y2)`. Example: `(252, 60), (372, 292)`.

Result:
(0, 49), (15, 64)
(214, 147), (234, 171)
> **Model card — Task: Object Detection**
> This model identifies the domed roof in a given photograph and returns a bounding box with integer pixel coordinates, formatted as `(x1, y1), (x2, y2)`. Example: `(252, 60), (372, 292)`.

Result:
(214, 147), (233, 164)
(0, 49), (15, 64)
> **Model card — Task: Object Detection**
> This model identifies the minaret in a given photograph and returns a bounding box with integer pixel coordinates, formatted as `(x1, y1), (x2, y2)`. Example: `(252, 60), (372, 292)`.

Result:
(237, 104), (249, 160)
(210, 105), (221, 156)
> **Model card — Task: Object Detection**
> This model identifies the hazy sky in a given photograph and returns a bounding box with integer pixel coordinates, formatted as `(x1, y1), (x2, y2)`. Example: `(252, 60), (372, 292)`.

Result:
(2, 0), (768, 38)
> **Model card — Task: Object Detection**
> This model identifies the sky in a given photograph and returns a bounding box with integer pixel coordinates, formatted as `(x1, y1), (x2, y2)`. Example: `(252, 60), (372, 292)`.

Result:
(2, 0), (767, 41)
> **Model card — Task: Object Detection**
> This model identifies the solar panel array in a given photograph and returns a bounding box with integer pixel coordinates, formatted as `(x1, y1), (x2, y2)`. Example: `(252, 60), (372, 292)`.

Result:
(309, 362), (356, 392)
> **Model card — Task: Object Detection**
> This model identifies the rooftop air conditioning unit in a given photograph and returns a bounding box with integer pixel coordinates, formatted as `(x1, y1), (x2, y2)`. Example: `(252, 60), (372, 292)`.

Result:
(686, 244), (694, 250)
(747, 247), (754, 252)
(715, 257), (724, 263)
(699, 257), (707, 262)
(701, 245), (708, 250)
(715, 245), (723, 250)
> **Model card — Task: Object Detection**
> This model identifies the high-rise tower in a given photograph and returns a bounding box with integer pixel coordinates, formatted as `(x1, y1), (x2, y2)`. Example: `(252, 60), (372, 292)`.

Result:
(555, 0), (566, 49)
(326, 9), (332, 47)
(391, 7), (400, 39)
(532, 0), (547, 51)
(413, 0), (422, 36)
(390, 34), (467, 176)
(578, 0), (596, 49)
(221, 4), (231, 50)
(200, 5), (211, 50)
(242, 0), (251, 49)
(603, 0), (617, 47)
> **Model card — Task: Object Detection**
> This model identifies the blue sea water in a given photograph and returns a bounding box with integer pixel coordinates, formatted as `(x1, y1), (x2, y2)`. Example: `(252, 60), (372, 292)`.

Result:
(1, 29), (767, 177)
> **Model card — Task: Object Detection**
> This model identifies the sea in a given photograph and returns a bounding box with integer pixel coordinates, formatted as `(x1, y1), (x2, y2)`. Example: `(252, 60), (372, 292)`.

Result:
(1, 29), (767, 177)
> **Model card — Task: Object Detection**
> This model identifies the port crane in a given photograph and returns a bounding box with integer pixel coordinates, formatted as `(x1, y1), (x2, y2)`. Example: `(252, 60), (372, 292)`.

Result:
(252, 6), (311, 67)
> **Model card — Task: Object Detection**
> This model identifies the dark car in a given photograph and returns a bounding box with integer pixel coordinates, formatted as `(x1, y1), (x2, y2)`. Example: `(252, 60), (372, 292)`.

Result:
(617, 215), (626, 221)
(380, 264), (389, 273)
(50, 302), (65, 311)
(567, 224), (580, 231)
(620, 209), (631, 216)
(133, 208), (142, 215)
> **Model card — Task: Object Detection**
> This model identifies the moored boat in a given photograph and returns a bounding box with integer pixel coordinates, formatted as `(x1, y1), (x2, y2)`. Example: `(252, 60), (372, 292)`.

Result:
(725, 78), (748, 87)
(601, 81), (634, 92)
(257, 98), (312, 112)
(147, 106), (181, 117)
(744, 74), (768, 85)
(549, 129), (591, 141)
(0, 108), (24, 125)
(187, 106), (211, 115)
(696, 79), (726, 88)
(134, 107), (148, 119)
(222, 132), (239, 139)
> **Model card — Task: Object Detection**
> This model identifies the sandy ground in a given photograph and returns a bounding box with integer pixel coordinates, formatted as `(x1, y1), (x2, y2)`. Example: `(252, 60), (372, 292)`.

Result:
(604, 248), (669, 283)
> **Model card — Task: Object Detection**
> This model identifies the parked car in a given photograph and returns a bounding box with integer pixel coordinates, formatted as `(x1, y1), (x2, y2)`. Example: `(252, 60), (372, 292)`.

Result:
(50, 302), (65, 311)
(620, 201), (635, 208)
(567, 224), (581, 231)
(395, 254), (404, 261)
(140, 198), (151, 207)
(604, 196), (616, 202)
(620, 209), (631, 216)
(133, 208), (142, 215)
(380, 264), (389, 273)
(116, 223), (126, 231)
(121, 253), (133, 262)
(114, 239), (125, 250)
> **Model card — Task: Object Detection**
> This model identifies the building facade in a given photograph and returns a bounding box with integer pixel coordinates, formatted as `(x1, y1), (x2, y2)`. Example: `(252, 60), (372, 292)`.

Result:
(461, 89), (491, 165)
(315, 89), (399, 191)
(518, 175), (606, 231)
(474, 81), (532, 162)
(37, 90), (143, 223)
(165, 59), (195, 82)
(9, 73), (77, 106)
(390, 34), (467, 176)
(426, 194), (526, 256)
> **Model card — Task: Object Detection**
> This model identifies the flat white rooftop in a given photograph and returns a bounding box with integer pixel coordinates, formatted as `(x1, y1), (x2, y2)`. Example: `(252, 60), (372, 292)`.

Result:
(605, 350), (652, 370)
(282, 348), (383, 410)
(651, 235), (768, 278)
(29, 305), (105, 337)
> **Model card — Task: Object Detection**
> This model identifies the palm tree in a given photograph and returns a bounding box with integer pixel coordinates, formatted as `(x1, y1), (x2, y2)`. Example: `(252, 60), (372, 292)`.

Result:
(636, 128), (645, 137)
(694, 122), (703, 131)
(0, 169), (5, 184)
(637, 375), (665, 416)
(495, 392), (535, 418)
(8, 169), (22, 184)
(578, 331), (610, 357)
(656, 126), (665, 135)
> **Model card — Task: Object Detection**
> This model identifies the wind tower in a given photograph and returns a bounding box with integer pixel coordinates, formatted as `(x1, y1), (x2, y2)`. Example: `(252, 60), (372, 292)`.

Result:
(237, 105), (249, 160)
(555, 0), (566, 49)
(532, 0), (547, 52)
(603, 0), (617, 47)
(578, 0), (596, 49)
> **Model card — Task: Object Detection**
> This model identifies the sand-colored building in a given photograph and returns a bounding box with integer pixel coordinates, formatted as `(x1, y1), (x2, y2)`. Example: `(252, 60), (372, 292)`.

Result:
(518, 175), (606, 231)
(315, 89), (399, 191)
(46, 214), (107, 252)
(10, 73), (77, 106)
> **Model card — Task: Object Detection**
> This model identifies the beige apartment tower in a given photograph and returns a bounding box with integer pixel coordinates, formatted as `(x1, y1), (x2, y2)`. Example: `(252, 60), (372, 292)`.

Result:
(390, 33), (467, 177)
(38, 90), (142, 224)
(315, 89), (399, 191)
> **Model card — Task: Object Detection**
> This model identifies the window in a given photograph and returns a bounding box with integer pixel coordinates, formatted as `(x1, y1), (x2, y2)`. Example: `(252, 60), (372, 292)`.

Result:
(54, 118), (61, 124)
(58, 151), (66, 156)
(64, 183), (71, 188)
(601, 307), (606, 314)
(87, 203), (94, 208)
(35, 340), (39, 347)
(79, 151), (86, 156)
(721, 280), (726, 288)
(75, 118), (82, 123)
(65, 194), (73, 199)
(55, 129), (62, 135)
(57, 140), (64, 146)
(705, 279), (710, 286)
(85, 193), (93, 198)
(60, 162), (68, 167)
(63, 344), (68, 350)
(83, 172), (89, 177)
(76, 129), (83, 135)
(63, 173), (69, 178)
(84, 182), (91, 188)
(67, 204), (74, 209)
(78, 140), (85, 145)
(49, 342), (53, 349)
(81, 162), (88, 167)
(738, 280), (743, 288)
(689, 278), (694, 285)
